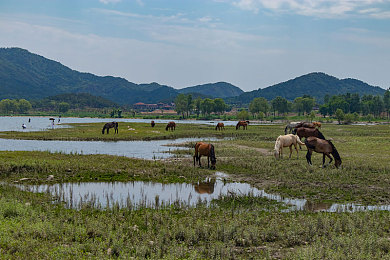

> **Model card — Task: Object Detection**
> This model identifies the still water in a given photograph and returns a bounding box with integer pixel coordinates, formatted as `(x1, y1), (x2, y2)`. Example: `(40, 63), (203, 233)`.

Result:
(0, 137), (220, 159)
(16, 172), (390, 213)
(0, 116), (270, 132)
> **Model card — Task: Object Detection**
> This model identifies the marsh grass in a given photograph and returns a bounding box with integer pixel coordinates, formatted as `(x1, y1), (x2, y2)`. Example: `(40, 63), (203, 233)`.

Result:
(1, 123), (390, 258)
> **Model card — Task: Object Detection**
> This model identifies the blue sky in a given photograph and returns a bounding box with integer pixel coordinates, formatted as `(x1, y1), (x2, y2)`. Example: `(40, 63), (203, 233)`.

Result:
(1, 0), (389, 91)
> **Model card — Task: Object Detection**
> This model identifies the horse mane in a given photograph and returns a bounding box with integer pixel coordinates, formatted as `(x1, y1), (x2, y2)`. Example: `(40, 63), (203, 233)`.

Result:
(327, 140), (341, 162)
(209, 144), (216, 163)
(316, 129), (326, 140)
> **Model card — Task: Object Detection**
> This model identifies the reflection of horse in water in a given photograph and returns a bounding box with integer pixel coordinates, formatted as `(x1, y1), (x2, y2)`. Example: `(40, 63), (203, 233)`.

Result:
(305, 136), (342, 168)
(165, 121), (176, 131)
(194, 179), (216, 194)
(102, 122), (118, 134)
(236, 121), (248, 130)
(151, 121), (155, 127)
(193, 142), (216, 169)
(304, 201), (332, 212)
(274, 134), (305, 159)
(215, 122), (225, 131)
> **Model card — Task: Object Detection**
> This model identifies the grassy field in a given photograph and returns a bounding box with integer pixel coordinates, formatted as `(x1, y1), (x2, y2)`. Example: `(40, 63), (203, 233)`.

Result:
(1, 122), (390, 258)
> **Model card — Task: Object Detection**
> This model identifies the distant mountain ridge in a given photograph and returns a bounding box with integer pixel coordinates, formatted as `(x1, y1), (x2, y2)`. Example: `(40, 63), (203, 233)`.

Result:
(0, 48), (385, 105)
(178, 82), (244, 98)
(235, 72), (385, 104)
(0, 48), (243, 104)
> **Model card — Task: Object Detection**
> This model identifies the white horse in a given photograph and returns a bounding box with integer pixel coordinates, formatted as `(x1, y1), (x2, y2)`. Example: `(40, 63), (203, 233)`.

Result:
(274, 134), (305, 159)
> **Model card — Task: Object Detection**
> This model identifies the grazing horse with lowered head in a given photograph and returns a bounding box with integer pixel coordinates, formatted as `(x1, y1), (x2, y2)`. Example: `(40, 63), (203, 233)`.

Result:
(236, 121), (248, 130)
(102, 122), (118, 134)
(215, 122), (225, 131)
(274, 134), (305, 159)
(165, 121), (176, 131)
(193, 142), (216, 169)
(305, 136), (342, 168)
(151, 121), (155, 127)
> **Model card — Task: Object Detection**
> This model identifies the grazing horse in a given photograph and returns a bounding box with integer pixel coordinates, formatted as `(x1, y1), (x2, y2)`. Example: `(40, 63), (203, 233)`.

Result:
(165, 121), (176, 131)
(293, 127), (326, 140)
(312, 122), (322, 128)
(274, 134), (305, 159)
(193, 142), (216, 169)
(305, 136), (342, 168)
(102, 122), (118, 134)
(215, 122), (225, 131)
(151, 121), (155, 127)
(236, 121), (248, 130)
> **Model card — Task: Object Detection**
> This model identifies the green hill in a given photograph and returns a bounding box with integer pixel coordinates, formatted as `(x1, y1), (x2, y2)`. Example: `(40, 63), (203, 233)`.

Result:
(236, 72), (385, 104)
(178, 82), (244, 98)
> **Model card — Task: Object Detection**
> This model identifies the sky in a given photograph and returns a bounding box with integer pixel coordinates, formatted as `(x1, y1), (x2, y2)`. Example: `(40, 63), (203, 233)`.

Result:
(0, 0), (389, 91)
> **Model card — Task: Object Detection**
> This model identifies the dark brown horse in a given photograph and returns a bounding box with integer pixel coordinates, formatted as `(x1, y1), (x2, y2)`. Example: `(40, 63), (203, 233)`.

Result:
(193, 142), (216, 169)
(215, 122), (225, 131)
(236, 121), (248, 130)
(165, 121), (176, 131)
(293, 127), (325, 140)
(151, 120), (155, 127)
(305, 136), (342, 168)
(102, 122), (118, 134)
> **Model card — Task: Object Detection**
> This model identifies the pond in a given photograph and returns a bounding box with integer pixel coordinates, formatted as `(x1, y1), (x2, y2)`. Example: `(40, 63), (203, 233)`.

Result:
(0, 116), (273, 132)
(0, 137), (221, 159)
(14, 172), (390, 213)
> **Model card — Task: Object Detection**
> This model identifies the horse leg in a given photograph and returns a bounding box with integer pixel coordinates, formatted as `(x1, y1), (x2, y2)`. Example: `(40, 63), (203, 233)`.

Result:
(107, 128), (109, 134)
(325, 153), (333, 167)
(294, 144), (299, 159)
(289, 145), (293, 158)
(198, 155), (202, 167)
(306, 150), (313, 166)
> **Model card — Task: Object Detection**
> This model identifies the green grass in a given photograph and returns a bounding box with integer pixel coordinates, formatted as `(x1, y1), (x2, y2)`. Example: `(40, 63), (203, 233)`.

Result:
(1, 122), (390, 258)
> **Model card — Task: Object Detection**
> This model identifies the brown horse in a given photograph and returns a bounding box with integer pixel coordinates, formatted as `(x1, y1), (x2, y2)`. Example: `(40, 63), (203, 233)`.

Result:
(305, 136), (342, 168)
(151, 121), (155, 127)
(102, 122), (118, 134)
(193, 142), (216, 169)
(236, 121), (248, 130)
(294, 121), (322, 129)
(293, 127), (325, 140)
(165, 121), (176, 131)
(215, 122), (225, 131)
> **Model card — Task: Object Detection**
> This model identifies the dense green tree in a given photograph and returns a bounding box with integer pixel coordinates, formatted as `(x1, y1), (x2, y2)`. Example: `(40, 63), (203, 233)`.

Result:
(185, 95), (193, 118)
(301, 96), (315, 115)
(319, 105), (328, 118)
(237, 110), (250, 120)
(293, 97), (304, 116)
(383, 89), (390, 119)
(17, 99), (32, 113)
(58, 102), (70, 113)
(213, 98), (227, 114)
(335, 108), (345, 124)
(201, 98), (214, 115)
(174, 94), (188, 118)
(249, 97), (269, 117)
(0, 99), (18, 113)
(271, 96), (288, 116)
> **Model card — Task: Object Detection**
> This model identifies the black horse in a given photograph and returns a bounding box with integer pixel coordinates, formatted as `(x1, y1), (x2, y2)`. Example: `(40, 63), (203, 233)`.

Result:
(102, 122), (118, 134)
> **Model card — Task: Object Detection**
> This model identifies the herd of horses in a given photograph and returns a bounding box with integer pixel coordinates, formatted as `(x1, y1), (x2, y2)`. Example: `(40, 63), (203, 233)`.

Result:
(101, 119), (341, 170)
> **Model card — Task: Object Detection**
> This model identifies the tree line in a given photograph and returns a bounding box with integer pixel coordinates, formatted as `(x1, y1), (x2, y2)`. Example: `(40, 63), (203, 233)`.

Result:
(174, 94), (228, 118)
(0, 99), (32, 114)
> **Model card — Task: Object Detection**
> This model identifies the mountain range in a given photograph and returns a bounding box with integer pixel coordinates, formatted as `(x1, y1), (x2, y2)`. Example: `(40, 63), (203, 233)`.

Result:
(0, 47), (386, 105)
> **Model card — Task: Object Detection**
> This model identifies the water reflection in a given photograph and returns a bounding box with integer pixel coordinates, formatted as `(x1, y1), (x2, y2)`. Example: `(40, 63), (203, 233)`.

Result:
(194, 179), (216, 194)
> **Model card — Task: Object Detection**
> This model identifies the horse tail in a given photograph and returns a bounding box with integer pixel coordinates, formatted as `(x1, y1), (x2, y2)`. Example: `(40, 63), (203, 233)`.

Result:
(274, 136), (281, 158)
(328, 140), (341, 163)
(296, 136), (305, 146)
(317, 130), (326, 140)
(209, 144), (216, 162)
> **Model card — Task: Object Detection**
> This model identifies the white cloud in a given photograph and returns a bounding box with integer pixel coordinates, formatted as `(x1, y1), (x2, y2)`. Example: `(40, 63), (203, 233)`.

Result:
(230, 0), (389, 18)
(99, 0), (121, 4)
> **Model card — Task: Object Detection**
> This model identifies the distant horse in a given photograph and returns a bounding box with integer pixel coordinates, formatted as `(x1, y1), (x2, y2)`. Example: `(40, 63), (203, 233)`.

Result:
(305, 136), (342, 168)
(284, 122), (301, 135)
(165, 121), (176, 131)
(193, 142), (216, 169)
(274, 134), (305, 159)
(151, 121), (155, 127)
(236, 121), (248, 130)
(215, 122), (225, 131)
(194, 179), (216, 194)
(102, 122), (118, 134)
